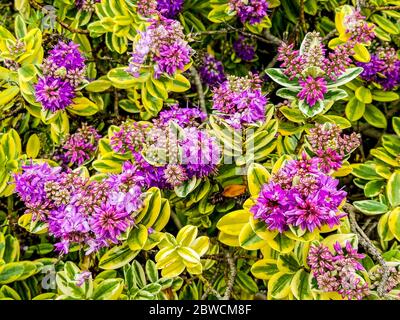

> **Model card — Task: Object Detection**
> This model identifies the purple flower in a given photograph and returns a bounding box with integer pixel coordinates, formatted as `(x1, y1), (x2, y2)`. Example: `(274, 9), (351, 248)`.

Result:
(357, 47), (400, 90)
(212, 74), (267, 128)
(108, 186), (144, 214)
(136, 0), (158, 16)
(229, 0), (268, 25)
(57, 124), (100, 167)
(199, 54), (226, 87)
(126, 18), (192, 79)
(163, 164), (188, 187)
(47, 41), (86, 71)
(180, 127), (220, 178)
(277, 32), (353, 82)
(154, 41), (190, 77)
(14, 162), (61, 207)
(298, 76), (327, 107)
(35, 77), (75, 112)
(75, 271), (92, 287)
(91, 202), (134, 244)
(75, 0), (100, 12)
(110, 121), (149, 154)
(233, 35), (256, 61)
(48, 205), (91, 254)
(157, 0), (184, 18)
(126, 31), (152, 78)
(307, 242), (369, 300)
(153, 105), (207, 128)
(251, 154), (347, 233)
(250, 183), (288, 233)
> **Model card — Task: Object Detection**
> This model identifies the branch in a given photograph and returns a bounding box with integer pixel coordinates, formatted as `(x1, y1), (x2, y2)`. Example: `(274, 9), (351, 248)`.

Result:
(262, 31), (284, 46)
(299, 0), (306, 31)
(322, 29), (338, 41)
(0, 105), (24, 122)
(189, 66), (207, 114)
(367, 6), (400, 11)
(30, 0), (89, 34)
(222, 251), (237, 300)
(344, 203), (390, 298)
(199, 275), (223, 300)
(113, 88), (119, 117)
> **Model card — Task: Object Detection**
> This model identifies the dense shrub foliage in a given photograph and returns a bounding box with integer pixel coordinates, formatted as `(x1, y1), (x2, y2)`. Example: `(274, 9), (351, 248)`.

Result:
(0, 0), (400, 300)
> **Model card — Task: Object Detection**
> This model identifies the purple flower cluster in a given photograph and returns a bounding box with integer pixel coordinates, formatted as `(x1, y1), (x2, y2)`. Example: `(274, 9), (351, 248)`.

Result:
(75, 0), (100, 12)
(307, 123), (360, 173)
(357, 47), (400, 90)
(233, 35), (256, 61)
(277, 32), (353, 107)
(212, 73), (267, 128)
(35, 41), (86, 112)
(136, 0), (158, 16)
(298, 76), (327, 107)
(343, 9), (375, 44)
(110, 121), (150, 154)
(308, 242), (369, 300)
(110, 110), (220, 188)
(369, 265), (400, 294)
(199, 54), (226, 87)
(13, 162), (145, 254)
(229, 0), (268, 25)
(250, 154), (347, 233)
(153, 105), (207, 128)
(157, 0), (184, 18)
(126, 17), (191, 78)
(56, 124), (101, 167)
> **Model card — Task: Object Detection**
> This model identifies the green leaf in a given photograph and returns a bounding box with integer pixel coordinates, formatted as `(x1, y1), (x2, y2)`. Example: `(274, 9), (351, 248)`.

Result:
(265, 68), (301, 89)
(279, 106), (306, 123)
(67, 97), (99, 116)
(92, 279), (124, 300)
(207, 4), (233, 23)
(26, 134), (40, 158)
(145, 260), (159, 283)
(216, 210), (249, 236)
(378, 212), (394, 242)
(239, 223), (269, 250)
(276, 88), (300, 100)
(174, 176), (198, 197)
(326, 67), (363, 88)
(298, 99), (325, 118)
(99, 244), (139, 270)
(363, 105), (387, 129)
(0, 262), (25, 284)
(371, 14), (399, 34)
(251, 259), (278, 280)
(0, 87), (19, 106)
(107, 67), (149, 88)
(372, 90), (399, 102)
(291, 269), (313, 300)
(277, 253), (301, 274)
(268, 272), (294, 299)
(324, 89), (348, 101)
(247, 163), (270, 197)
(353, 200), (388, 216)
(387, 172), (400, 207)
(167, 74), (191, 93)
(388, 208), (400, 241)
(127, 225), (148, 251)
(355, 86), (372, 104)
(393, 117), (400, 136)
(345, 97), (365, 121)
(235, 271), (259, 294)
(85, 80), (112, 92)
